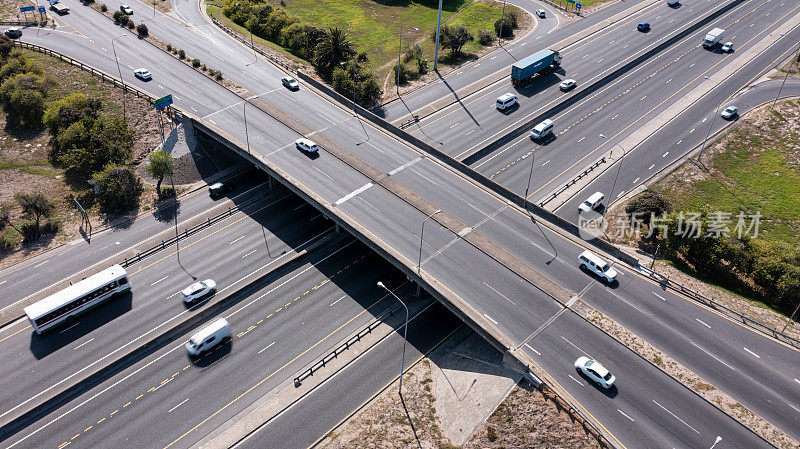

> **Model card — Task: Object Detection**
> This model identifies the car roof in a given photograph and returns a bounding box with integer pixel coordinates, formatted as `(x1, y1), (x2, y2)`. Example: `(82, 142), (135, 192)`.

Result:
(498, 93), (516, 100)
(189, 318), (229, 344)
(590, 361), (610, 376)
(579, 250), (606, 265)
(536, 119), (553, 128)
(587, 191), (604, 202)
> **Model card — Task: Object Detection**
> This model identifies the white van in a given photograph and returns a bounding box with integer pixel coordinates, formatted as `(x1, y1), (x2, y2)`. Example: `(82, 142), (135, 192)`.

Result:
(578, 192), (604, 212)
(578, 250), (618, 283)
(529, 119), (554, 140)
(496, 93), (518, 110)
(186, 318), (231, 356)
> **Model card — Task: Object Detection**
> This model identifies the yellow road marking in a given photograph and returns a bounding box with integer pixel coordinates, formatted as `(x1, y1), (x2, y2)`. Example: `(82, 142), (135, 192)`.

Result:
(83, 426), (92, 432)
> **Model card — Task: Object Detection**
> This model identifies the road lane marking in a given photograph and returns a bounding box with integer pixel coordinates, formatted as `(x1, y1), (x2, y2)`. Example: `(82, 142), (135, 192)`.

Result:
(151, 276), (169, 286)
(690, 341), (734, 370)
(789, 403), (800, 413)
(662, 151), (669, 157)
(34, 260), (49, 268)
(229, 236), (245, 245)
(387, 156), (423, 176)
(652, 400), (699, 434)
(524, 343), (540, 355)
(640, 96), (646, 101)
(258, 342), (276, 354)
(465, 129), (475, 136)
(578, 136), (585, 142)
(561, 336), (591, 358)
(330, 295), (346, 307)
(743, 347), (760, 358)
(666, 78), (672, 83)
(60, 323), (80, 333)
(242, 249), (257, 258)
(633, 177), (640, 184)
(74, 339), (94, 350)
(168, 398), (190, 413)
(568, 374), (583, 385)
(648, 164), (655, 170)
(696, 318), (711, 328)
(483, 314), (498, 325)
(618, 409), (635, 421)
(482, 282), (516, 305)
(449, 122), (460, 128)
(689, 128), (695, 134)
(334, 183), (374, 206)
(542, 160), (550, 167)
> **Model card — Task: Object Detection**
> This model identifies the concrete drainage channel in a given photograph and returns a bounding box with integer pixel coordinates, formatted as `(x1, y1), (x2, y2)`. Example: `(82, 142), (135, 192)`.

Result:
(0, 229), (342, 441)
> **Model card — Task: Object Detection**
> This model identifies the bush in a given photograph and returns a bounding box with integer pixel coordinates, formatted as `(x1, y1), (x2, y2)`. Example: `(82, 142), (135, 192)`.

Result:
(127, 20), (135, 30)
(166, 43), (172, 52)
(0, 35), (12, 60)
(13, 192), (54, 242)
(478, 29), (494, 46)
(192, 58), (201, 68)
(486, 425), (498, 442)
(281, 23), (322, 60)
(495, 19), (513, 38)
(432, 25), (474, 57)
(113, 10), (129, 25)
(136, 23), (148, 36)
(393, 63), (410, 85)
(178, 49), (186, 59)
(93, 165), (143, 213)
(625, 189), (672, 225)
(100, 3), (108, 12)
(0, 73), (49, 128)
(214, 71), (223, 81)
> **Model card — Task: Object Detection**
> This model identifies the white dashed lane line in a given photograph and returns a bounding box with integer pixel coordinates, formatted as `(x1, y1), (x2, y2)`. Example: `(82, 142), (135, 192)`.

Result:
(743, 347), (761, 359)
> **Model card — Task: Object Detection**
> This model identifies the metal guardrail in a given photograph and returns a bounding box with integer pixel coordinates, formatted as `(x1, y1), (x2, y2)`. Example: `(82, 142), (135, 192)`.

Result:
(637, 266), (800, 348)
(12, 41), (179, 118)
(293, 299), (415, 388)
(210, 18), (297, 75)
(539, 156), (606, 207)
(537, 382), (618, 448)
(0, 20), (40, 26)
(121, 195), (262, 267)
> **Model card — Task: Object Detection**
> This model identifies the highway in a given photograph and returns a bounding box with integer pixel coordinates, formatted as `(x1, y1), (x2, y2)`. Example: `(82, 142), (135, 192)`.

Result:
(1, 0), (798, 446)
(0, 189), (332, 428)
(2, 239), (414, 449)
(0, 170), (264, 311)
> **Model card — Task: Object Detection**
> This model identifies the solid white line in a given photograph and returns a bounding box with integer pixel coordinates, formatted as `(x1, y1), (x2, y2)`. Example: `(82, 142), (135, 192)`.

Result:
(652, 292), (666, 301)
(640, 96), (647, 101)
(229, 236), (245, 245)
(568, 374), (583, 386)
(696, 318), (711, 328)
(168, 398), (190, 413)
(662, 151), (669, 157)
(524, 343), (540, 355)
(330, 295), (346, 307)
(0, 280), (6, 285)
(618, 409), (635, 421)
(258, 342), (275, 354)
(242, 249), (257, 259)
(34, 260), (49, 268)
(633, 177), (640, 184)
(387, 156), (423, 176)
(743, 347), (760, 358)
(73, 338), (94, 350)
(334, 183), (374, 206)
(482, 282), (516, 305)
(648, 164), (655, 170)
(788, 403), (800, 413)
(561, 336), (591, 358)
(652, 400), (699, 434)
(150, 276), (169, 286)
(690, 341), (734, 370)
(577, 136), (585, 142)
(483, 314), (498, 325)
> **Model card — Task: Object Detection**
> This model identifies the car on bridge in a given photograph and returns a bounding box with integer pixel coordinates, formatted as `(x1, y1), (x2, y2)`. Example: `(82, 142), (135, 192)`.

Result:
(282, 76), (300, 91)
(721, 105), (738, 119)
(575, 356), (616, 389)
(559, 79), (577, 91)
(721, 41), (734, 53)
(181, 279), (217, 304)
(295, 138), (319, 153)
(535, 9), (546, 18)
(133, 68), (152, 81)
(120, 4), (134, 15)
(637, 22), (650, 32)
(496, 93), (517, 110)
(578, 250), (618, 283)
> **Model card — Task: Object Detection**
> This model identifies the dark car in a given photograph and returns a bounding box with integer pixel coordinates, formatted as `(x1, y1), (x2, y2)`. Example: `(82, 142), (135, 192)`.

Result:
(209, 181), (234, 199)
(637, 22), (650, 32)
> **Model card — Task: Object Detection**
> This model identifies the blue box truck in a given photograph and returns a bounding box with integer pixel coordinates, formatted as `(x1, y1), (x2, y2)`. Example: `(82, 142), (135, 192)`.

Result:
(511, 49), (561, 86)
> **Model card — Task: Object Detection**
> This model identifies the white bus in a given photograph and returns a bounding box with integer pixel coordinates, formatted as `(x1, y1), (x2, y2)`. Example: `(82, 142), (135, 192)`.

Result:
(24, 265), (131, 334)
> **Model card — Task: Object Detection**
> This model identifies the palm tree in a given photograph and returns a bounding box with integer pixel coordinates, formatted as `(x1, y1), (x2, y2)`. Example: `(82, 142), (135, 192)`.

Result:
(314, 27), (356, 77)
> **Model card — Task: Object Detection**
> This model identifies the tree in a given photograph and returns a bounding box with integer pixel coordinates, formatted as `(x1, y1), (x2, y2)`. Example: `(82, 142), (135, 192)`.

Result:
(146, 150), (175, 197)
(434, 25), (474, 57)
(14, 192), (53, 241)
(43, 93), (101, 136)
(625, 189), (672, 225)
(0, 35), (12, 60)
(136, 23), (148, 36)
(404, 44), (423, 63)
(93, 165), (143, 213)
(0, 203), (24, 240)
(282, 23), (323, 60)
(0, 73), (48, 127)
(494, 19), (512, 39)
(314, 27), (356, 77)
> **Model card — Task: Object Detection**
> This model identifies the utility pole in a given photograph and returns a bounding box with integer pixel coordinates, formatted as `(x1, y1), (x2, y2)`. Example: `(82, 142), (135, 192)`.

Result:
(111, 34), (128, 125)
(433, 0), (444, 71)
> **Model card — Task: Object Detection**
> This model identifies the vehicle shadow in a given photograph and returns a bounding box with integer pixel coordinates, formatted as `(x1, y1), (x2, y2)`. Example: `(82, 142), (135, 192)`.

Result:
(29, 291), (134, 360)
(189, 338), (232, 368)
(575, 369), (619, 398)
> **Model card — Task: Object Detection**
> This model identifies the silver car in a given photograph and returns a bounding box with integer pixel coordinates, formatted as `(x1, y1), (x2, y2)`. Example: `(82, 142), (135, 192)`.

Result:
(720, 105), (738, 119)
(181, 279), (217, 304)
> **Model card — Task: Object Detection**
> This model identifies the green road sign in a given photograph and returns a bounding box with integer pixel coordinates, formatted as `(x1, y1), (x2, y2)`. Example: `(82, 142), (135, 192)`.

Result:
(155, 94), (173, 110)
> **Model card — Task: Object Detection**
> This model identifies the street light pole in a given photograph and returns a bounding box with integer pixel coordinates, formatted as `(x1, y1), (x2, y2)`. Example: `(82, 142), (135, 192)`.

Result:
(773, 40), (799, 109)
(523, 151), (535, 205)
(111, 34), (128, 124)
(377, 281), (410, 396)
(243, 96), (251, 154)
(418, 209), (441, 274)
(604, 143), (626, 217)
(699, 77), (724, 163)
(709, 436), (722, 449)
(433, 0), (444, 71)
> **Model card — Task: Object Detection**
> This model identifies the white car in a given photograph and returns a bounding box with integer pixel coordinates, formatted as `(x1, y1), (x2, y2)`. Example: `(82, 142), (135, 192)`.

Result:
(536, 9), (546, 18)
(281, 76), (299, 91)
(574, 356), (616, 389)
(559, 79), (577, 91)
(133, 68), (152, 81)
(721, 41), (733, 53)
(720, 105), (738, 119)
(578, 250), (618, 283)
(120, 4), (134, 15)
(295, 138), (319, 153)
(496, 92), (518, 110)
(181, 279), (217, 304)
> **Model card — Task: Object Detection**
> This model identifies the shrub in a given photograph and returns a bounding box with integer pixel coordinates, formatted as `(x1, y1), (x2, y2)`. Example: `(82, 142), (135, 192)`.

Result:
(127, 20), (135, 30)
(281, 23), (322, 60)
(100, 3), (108, 12)
(495, 19), (513, 38)
(625, 189), (672, 225)
(93, 165), (143, 213)
(432, 25), (474, 57)
(48, 110), (133, 177)
(201, 64), (207, 71)
(13, 192), (54, 242)
(113, 10), (129, 25)
(136, 23), (148, 36)
(166, 43), (173, 52)
(393, 63), (410, 85)
(214, 72), (223, 81)
(178, 49), (186, 59)
(192, 58), (201, 68)
(486, 425), (498, 442)
(0, 35), (12, 60)
(478, 29), (494, 46)
(0, 73), (48, 128)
